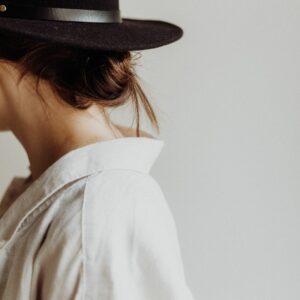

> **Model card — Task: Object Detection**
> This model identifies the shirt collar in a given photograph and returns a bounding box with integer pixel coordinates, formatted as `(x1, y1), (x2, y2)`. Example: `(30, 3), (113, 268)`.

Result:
(0, 136), (164, 243)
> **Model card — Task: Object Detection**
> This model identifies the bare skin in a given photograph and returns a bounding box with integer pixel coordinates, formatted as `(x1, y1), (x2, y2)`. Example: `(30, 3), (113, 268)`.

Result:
(0, 59), (153, 183)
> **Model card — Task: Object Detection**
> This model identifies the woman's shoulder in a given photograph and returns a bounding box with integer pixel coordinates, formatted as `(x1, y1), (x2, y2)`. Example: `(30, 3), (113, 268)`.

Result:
(82, 169), (156, 216)
(82, 169), (170, 235)
(51, 170), (157, 231)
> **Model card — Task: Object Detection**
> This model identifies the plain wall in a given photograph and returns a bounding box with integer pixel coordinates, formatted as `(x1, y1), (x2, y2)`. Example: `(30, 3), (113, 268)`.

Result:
(1, 0), (300, 299)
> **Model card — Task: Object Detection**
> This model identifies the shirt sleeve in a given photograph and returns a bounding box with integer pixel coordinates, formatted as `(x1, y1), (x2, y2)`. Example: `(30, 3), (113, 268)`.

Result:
(131, 174), (195, 300)
(83, 171), (195, 300)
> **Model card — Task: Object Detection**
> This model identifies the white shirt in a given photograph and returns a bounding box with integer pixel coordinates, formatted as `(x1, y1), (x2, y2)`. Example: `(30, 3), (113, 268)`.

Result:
(0, 137), (195, 300)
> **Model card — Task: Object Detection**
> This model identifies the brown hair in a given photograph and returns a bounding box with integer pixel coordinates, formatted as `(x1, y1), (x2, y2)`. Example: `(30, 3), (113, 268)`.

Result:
(0, 30), (160, 136)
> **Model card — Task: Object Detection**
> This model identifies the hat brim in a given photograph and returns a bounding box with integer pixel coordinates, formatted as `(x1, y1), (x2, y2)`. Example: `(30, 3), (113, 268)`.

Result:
(0, 17), (183, 51)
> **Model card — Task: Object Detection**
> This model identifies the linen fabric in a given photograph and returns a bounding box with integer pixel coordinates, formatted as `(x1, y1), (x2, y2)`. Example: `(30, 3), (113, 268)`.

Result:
(0, 137), (195, 300)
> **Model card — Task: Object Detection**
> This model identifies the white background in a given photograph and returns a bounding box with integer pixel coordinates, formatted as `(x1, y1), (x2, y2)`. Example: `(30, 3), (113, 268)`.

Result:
(1, 0), (300, 299)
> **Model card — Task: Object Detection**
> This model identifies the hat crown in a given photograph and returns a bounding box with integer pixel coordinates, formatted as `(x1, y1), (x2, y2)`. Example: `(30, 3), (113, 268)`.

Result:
(4, 0), (119, 10)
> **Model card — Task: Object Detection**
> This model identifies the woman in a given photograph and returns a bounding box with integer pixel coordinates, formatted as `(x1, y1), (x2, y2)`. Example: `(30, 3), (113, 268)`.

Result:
(0, 0), (195, 299)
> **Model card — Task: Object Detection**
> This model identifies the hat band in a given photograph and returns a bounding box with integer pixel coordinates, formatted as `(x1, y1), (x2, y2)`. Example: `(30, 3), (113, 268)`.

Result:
(0, 4), (122, 23)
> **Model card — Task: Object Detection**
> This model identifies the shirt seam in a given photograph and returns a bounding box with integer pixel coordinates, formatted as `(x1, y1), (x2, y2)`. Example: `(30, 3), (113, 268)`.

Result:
(131, 183), (139, 280)
(80, 169), (152, 299)
(80, 176), (90, 300)
(80, 169), (115, 299)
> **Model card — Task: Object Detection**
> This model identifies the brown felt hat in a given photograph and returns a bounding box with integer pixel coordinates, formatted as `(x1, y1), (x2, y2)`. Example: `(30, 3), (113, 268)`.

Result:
(0, 0), (184, 51)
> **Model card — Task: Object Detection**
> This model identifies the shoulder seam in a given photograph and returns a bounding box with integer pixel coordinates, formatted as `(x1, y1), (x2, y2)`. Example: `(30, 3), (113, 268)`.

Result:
(79, 168), (152, 298)
(80, 176), (90, 299)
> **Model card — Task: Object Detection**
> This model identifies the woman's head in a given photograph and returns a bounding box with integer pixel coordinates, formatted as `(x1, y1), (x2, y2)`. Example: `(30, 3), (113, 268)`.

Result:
(0, 30), (159, 135)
